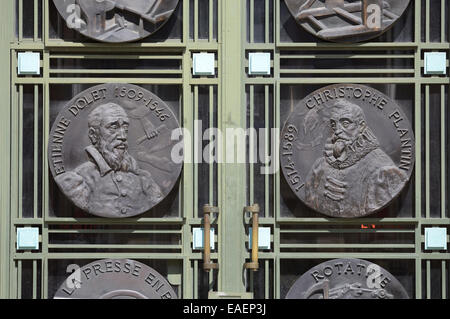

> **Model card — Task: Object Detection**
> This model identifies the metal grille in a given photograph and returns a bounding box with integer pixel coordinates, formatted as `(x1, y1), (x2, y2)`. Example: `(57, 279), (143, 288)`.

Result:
(1, 0), (449, 300)
(7, 0), (220, 299)
(245, 0), (450, 299)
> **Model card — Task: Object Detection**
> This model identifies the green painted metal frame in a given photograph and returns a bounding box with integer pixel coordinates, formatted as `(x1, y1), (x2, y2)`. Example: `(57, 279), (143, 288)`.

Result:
(1, 0), (450, 299)
(243, 0), (450, 299)
(4, 0), (223, 299)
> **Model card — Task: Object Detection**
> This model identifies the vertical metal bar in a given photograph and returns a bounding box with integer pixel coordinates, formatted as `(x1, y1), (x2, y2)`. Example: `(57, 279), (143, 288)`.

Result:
(41, 258), (46, 299)
(440, 85), (445, 219)
(249, 0), (254, 43)
(194, 0), (199, 42)
(414, 0), (421, 43)
(8, 82), (18, 299)
(425, 85), (430, 219)
(216, 0), (221, 43)
(18, 84), (23, 219)
(181, 36), (194, 297)
(44, 0), (49, 44)
(209, 85), (214, 204)
(275, 256), (280, 298)
(264, 259), (269, 299)
(275, 0), (280, 46)
(265, 0), (269, 43)
(18, 0), (23, 41)
(42, 52), (49, 298)
(183, 0), (189, 44)
(441, 260), (447, 299)
(249, 85), (254, 204)
(415, 258), (422, 298)
(34, 85), (39, 219)
(209, 0), (214, 42)
(264, 85), (269, 216)
(273, 47), (280, 221)
(32, 260), (37, 299)
(17, 261), (22, 299)
(220, 0), (246, 293)
(426, 260), (431, 299)
(193, 260), (198, 299)
(441, 0), (446, 42)
(425, 0), (430, 42)
(194, 85), (199, 217)
(414, 81), (421, 219)
(249, 269), (254, 292)
(442, 261), (446, 299)
(0, 0), (13, 297)
(11, 84), (18, 223)
(34, 0), (38, 41)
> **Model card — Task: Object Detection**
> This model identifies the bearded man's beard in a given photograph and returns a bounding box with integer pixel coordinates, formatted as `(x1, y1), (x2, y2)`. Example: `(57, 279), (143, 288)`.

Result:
(331, 136), (348, 160)
(325, 127), (380, 169)
(97, 139), (133, 172)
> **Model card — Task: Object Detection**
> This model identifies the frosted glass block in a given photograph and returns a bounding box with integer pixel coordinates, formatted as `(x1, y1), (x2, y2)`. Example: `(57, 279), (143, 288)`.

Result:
(17, 227), (39, 250)
(18, 52), (40, 75)
(424, 52), (447, 75)
(192, 228), (215, 250)
(248, 52), (271, 75)
(193, 53), (215, 75)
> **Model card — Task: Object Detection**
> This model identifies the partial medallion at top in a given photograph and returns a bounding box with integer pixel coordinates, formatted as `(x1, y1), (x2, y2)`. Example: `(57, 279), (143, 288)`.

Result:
(53, 0), (180, 42)
(280, 84), (414, 218)
(49, 83), (183, 218)
(284, 0), (411, 42)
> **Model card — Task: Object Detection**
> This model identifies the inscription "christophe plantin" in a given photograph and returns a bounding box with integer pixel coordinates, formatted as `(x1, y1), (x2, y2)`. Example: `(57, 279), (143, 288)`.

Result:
(305, 86), (388, 111)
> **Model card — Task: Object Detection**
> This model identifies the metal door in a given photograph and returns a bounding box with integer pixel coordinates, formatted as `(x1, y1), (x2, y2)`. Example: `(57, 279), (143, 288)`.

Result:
(0, 0), (449, 299)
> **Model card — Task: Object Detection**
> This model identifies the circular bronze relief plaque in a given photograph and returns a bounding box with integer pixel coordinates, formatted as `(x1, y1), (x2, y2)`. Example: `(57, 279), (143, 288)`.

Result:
(54, 259), (177, 299)
(284, 0), (411, 43)
(49, 83), (183, 218)
(286, 258), (409, 299)
(280, 84), (414, 218)
(52, 0), (180, 43)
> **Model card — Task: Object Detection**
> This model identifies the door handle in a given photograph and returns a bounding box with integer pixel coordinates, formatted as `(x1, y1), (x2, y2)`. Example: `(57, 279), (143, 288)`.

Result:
(203, 204), (219, 272)
(244, 203), (259, 271)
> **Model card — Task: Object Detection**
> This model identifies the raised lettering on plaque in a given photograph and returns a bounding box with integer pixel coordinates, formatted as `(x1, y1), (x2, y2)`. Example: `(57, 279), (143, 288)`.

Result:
(286, 258), (409, 299)
(52, 0), (180, 42)
(48, 83), (183, 218)
(280, 84), (414, 218)
(54, 259), (177, 299)
(284, 0), (411, 42)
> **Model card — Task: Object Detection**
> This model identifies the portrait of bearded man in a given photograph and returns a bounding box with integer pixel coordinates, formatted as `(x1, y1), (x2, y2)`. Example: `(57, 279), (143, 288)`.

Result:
(55, 102), (163, 217)
(304, 99), (407, 217)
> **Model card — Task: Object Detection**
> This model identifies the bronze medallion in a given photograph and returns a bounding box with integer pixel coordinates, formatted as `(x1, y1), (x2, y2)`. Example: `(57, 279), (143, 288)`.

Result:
(54, 259), (177, 299)
(284, 0), (411, 42)
(286, 258), (409, 299)
(280, 84), (414, 218)
(49, 83), (182, 218)
(52, 0), (180, 42)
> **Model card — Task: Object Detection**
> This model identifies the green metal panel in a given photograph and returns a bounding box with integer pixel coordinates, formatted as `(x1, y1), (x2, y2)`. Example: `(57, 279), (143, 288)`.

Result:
(244, 0), (450, 299)
(0, 0), (14, 300)
(1, 0), (450, 299)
